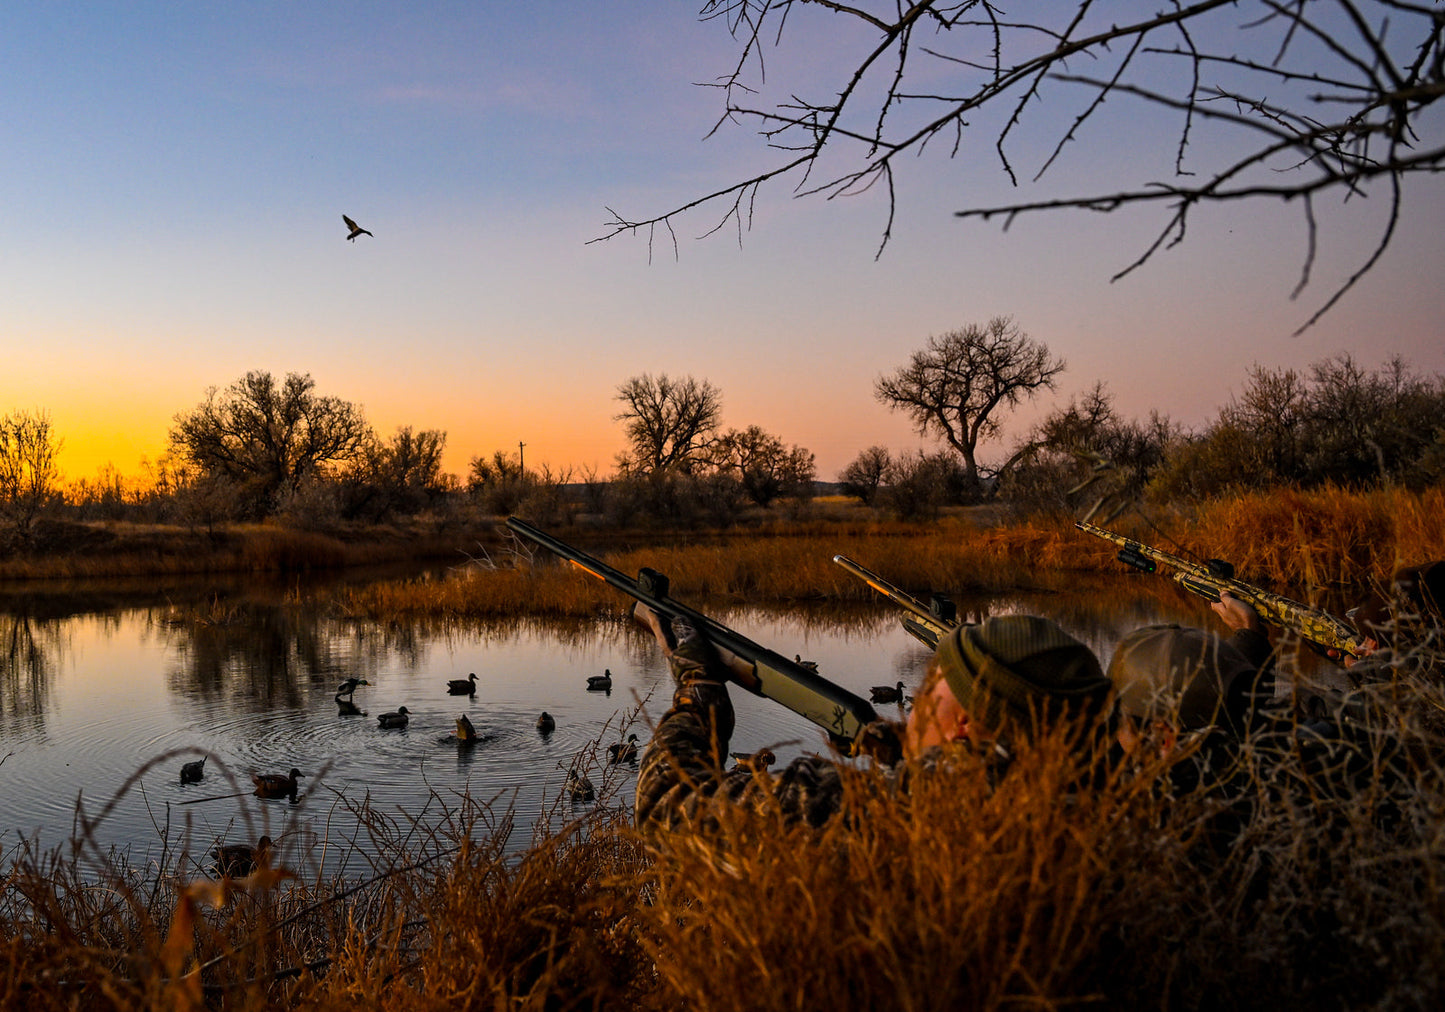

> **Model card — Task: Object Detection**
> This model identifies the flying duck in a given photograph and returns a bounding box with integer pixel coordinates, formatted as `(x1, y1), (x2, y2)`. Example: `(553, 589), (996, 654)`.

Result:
(536, 711), (556, 734)
(342, 214), (373, 241)
(377, 706), (411, 729)
(586, 669), (612, 691)
(211, 835), (273, 877)
(447, 672), (479, 696)
(252, 768), (305, 799)
(870, 680), (907, 705)
(607, 733), (640, 764)
(180, 756), (207, 785)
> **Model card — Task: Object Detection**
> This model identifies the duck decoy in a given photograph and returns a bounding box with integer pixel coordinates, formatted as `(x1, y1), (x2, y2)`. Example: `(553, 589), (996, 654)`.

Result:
(870, 680), (907, 705)
(536, 711), (556, 734)
(586, 669), (612, 691)
(456, 713), (477, 742)
(794, 654), (820, 672)
(607, 733), (640, 764)
(211, 835), (273, 877)
(252, 768), (305, 799)
(179, 756), (207, 785)
(336, 677), (370, 699)
(729, 748), (777, 774)
(342, 214), (373, 241)
(565, 769), (595, 802)
(447, 672), (479, 696)
(377, 706), (411, 729)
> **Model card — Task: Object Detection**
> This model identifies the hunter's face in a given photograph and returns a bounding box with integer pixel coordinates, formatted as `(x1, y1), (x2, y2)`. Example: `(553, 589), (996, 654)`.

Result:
(903, 660), (971, 759)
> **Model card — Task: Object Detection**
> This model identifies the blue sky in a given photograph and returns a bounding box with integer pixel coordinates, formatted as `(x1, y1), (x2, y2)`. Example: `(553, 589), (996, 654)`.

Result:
(4, 2), (1442, 484)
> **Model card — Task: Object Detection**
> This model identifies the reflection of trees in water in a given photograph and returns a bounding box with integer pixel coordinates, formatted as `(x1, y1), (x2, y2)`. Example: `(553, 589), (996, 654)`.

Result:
(151, 575), (1266, 711)
(0, 613), (70, 731)
(157, 600), (385, 707)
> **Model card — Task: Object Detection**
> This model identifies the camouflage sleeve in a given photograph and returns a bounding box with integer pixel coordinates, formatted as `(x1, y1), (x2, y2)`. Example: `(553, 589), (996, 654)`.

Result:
(633, 623), (848, 831)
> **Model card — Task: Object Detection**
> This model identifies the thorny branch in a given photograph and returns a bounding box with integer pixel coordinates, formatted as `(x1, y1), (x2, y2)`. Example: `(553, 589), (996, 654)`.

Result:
(595, 0), (1445, 331)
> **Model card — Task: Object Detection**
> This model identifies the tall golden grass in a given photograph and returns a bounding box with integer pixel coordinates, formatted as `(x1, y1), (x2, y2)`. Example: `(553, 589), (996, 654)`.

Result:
(332, 487), (1445, 622)
(7, 662), (1445, 1010)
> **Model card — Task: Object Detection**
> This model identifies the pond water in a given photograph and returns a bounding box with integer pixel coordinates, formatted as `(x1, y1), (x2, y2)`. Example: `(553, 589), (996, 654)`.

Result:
(0, 569), (1226, 877)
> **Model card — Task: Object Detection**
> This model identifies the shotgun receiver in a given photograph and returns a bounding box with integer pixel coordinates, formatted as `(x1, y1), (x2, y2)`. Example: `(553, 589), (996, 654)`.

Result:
(506, 517), (890, 756)
(832, 554), (960, 651)
(1076, 519), (1366, 657)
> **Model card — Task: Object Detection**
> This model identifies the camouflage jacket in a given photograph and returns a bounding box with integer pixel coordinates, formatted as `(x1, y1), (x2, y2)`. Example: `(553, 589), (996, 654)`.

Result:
(633, 626), (1011, 833)
(633, 629), (855, 831)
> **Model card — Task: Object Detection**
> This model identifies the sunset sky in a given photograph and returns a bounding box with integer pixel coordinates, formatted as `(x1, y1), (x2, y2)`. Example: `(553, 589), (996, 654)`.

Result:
(5, 3), (1442, 487)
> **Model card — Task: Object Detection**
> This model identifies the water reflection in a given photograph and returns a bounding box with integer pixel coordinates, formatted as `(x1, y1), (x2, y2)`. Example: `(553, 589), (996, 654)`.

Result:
(0, 570), (1311, 866)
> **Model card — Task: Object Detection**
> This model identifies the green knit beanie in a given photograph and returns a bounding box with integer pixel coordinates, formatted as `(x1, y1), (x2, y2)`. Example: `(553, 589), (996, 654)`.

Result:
(935, 616), (1112, 738)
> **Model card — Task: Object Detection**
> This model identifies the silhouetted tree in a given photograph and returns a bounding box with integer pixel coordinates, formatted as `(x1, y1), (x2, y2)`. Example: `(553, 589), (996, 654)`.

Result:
(614, 373), (723, 476)
(876, 318), (1064, 497)
(0, 410), (62, 544)
(170, 372), (369, 518)
(345, 426), (449, 519)
(598, 2), (1445, 330)
(838, 445), (893, 505)
(712, 425), (816, 507)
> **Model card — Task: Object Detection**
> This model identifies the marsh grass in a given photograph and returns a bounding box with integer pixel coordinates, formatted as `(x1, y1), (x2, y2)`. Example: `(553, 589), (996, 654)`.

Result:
(8, 649), (1445, 1010)
(332, 487), (1445, 623)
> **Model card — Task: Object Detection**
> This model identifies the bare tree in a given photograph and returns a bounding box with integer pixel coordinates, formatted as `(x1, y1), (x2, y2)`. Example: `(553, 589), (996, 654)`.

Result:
(712, 425), (816, 506)
(170, 371), (370, 517)
(838, 445), (893, 505)
(596, 1), (1445, 331)
(0, 410), (62, 543)
(614, 373), (724, 476)
(876, 317), (1064, 493)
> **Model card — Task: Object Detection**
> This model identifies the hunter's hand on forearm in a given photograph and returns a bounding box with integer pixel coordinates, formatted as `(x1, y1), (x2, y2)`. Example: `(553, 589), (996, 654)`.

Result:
(1212, 591), (1263, 633)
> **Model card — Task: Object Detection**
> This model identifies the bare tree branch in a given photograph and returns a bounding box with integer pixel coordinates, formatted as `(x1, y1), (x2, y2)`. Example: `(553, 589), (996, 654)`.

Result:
(599, 0), (1445, 329)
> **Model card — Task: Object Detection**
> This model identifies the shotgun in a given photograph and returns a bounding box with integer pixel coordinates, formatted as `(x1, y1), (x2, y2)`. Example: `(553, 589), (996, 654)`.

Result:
(832, 554), (960, 651)
(1076, 519), (1366, 657)
(506, 517), (892, 756)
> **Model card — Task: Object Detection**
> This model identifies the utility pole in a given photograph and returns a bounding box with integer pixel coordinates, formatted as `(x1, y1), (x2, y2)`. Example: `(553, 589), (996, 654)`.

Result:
(518, 441), (525, 473)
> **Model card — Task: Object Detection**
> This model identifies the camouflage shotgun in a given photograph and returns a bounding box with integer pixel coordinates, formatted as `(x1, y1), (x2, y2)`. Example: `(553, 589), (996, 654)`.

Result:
(1076, 519), (1367, 658)
(832, 554), (960, 651)
(506, 517), (892, 757)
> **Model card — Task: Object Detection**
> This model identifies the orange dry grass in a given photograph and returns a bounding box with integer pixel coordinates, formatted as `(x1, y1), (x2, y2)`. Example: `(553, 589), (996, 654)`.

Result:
(9, 677), (1445, 1011)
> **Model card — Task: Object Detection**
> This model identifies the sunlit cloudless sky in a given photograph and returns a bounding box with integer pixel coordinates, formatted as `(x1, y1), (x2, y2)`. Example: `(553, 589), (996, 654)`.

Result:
(5, 2), (1442, 485)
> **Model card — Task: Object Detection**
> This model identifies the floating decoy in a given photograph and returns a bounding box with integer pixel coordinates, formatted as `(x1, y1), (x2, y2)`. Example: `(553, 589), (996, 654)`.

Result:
(211, 835), (273, 877)
(608, 733), (640, 764)
(180, 756), (207, 785)
(536, 711), (556, 734)
(342, 214), (373, 241)
(456, 713), (477, 742)
(336, 677), (370, 699)
(870, 680), (907, 705)
(336, 698), (367, 717)
(586, 669), (613, 691)
(730, 748), (777, 774)
(565, 769), (595, 802)
(794, 654), (820, 672)
(377, 706), (411, 729)
(252, 768), (305, 799)
(447, 672), (479, 696)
